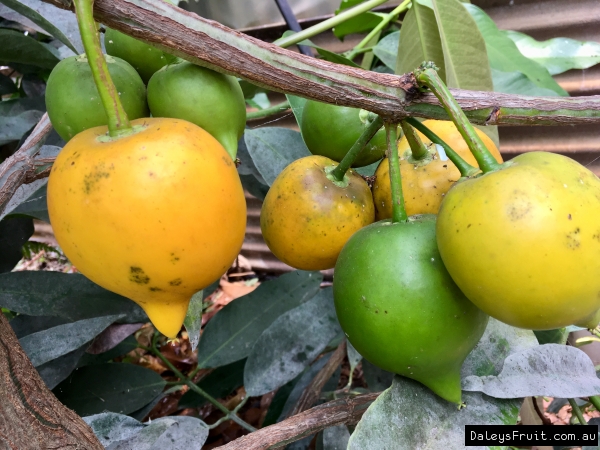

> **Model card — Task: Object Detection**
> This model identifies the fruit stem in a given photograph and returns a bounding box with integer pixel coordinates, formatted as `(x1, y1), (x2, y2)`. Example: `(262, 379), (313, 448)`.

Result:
(247, 100), (290, 120)
(415, 64), (501, 173)
(589, 395), (600, 412)
(274, 0), (390, 48)
(346, 0), (411, 61)
(73, 0), (132, 137)
(568, 398), (588, 425)
(405, 118), (480, 177)
(385, 122), (408, 223)
(330, 114), (384, 181)
(399, 120), (428, 161)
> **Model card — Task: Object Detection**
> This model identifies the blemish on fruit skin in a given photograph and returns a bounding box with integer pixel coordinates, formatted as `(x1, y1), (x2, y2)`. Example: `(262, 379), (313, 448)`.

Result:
(83, 164), (111, 194)
(149, 286), (163, 292)
(129, 267), (150, 284)
(169, 278), (182, 286)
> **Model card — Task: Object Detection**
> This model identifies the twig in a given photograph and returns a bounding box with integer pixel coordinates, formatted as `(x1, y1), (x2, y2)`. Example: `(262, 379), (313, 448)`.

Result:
(532, 397), (552, 426)
(215, 392), (380, 450)
(288, 340), (347, 417)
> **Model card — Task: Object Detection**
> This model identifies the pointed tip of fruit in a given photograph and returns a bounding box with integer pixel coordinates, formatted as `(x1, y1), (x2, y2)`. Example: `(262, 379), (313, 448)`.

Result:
(418, 369), (463, 405)
(139, 297), (190, 339)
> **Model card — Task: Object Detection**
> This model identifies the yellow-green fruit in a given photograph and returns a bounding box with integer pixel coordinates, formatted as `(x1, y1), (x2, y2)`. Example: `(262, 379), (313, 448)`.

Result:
(260, 155), (375, 270)
(147, 61), (246, 159)
(47, 118), (247, 338)
(437, 152), (600, 330)
(372, 120), (503, 219)
(105, 28), (179, 84)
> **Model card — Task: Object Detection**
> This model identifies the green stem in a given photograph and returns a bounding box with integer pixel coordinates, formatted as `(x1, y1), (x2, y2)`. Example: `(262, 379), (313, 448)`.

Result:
(589, 395), (600, 412)
(246, 100), (290, 120)
(329, 114), (384, 181)
(399, 120), (428, 160)
(568, 398), (587, 425)
(385, 122), (408, 223)
(415, 66), (501, 173)
(73, 0), (131, 137)
(274, 0), (391, 48)
(405, 117), (479, 177)
(346, 0), (411, 61)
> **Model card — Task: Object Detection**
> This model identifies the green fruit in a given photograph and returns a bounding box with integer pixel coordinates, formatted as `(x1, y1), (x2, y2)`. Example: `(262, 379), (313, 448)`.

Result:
(147, 61), (246, 159)
(333, 215), (488, 404)
(45, 54), (148, 142)
(300, 100), (387, 167)
(104, 28), (178, 83)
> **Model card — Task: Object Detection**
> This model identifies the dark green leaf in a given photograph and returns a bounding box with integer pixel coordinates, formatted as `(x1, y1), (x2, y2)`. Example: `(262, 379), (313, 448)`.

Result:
(178, 359), (246, 409)
(492, 68), (560, 97)
(533, 328), (569, 345)
(244, 127), (311, 186)
(239, 174), (269, 201)
(372, 31), (399, 71)
(362, 359), (393, 392)
(244, 288), (342, 396)
(0, 73), (16, 95)
(0, 29), (59, 69)
(353, 160), (379, 177)
(262, 377), (297, 427)
(78, 335), (139, 367)
(0, 96), (45, 145)
(197, 271), (322, 368)
(7, 181), (50, 222)
(10, 314), (69, 338)
(37, 344), (88, 389)
(333, 12), (382, 40)
(0, 216), (33, 272)
(0, 271), (148, 323)
(54, 363), (166, 416)
(20, 314), (122, 366)
(86, 323), (143, 355)
(547, 397), (587, 414)
(323, 425), (351, 450)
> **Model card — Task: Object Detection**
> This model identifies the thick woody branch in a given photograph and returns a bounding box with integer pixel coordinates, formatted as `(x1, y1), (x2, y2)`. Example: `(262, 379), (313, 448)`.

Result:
(40, 0), (600, 125)
(216, 392), (380, 450)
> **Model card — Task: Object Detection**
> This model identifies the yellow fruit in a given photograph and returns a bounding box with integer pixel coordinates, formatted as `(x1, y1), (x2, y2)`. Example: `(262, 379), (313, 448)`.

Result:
(48, 118), (247, 337)
(260, 155), (374, 271)
(372, 120), (503, 219)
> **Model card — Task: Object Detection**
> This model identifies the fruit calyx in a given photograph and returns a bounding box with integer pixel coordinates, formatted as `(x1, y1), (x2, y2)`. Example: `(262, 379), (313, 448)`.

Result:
(96, 123), (149, 142)
(324, 165), (351, 188)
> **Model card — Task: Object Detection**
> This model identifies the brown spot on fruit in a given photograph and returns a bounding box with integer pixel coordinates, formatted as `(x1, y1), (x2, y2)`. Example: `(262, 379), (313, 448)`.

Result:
(149, 286), (163, 292)
(169, 278), (182, 286)
(129, 266), (150, 284)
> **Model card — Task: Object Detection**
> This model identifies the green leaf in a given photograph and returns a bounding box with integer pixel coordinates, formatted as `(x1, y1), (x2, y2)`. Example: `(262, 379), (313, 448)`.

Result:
(0, 216), (33, 273)
(348, 377), (521, 449)
(464, 345), (600, 398)
(246, 92), (271, 110)
(492, 68), (560, 97)
(183, 290), (203, 352)
(464, 3), (567, 96)
(244, 288), (342, 396)
(196, 271), (322, 368)
(262, 376), (297, 427)
(78, 334), (139, 367)
(372, 30), (399, 71)
(54, 363), (166, 416)
(37, 344), (88, 389)
(0, 29), (59, 69)
(244, 128), (311, 186)
(20, 314), (122, 367)
(0, 0), (78, 53)
(0, 96), (46, 145)
(0, 272), (147, 323)
(395, 0), (445, 80)
(533, 328), (569, 345)
(334, 12), (383, 40)
(506, 30), (600, 76)
(178, 359), (246, 409)
(286, 94), (307, 128)
(6, 181), (50, 222)
(10, 314), (69, 338)
(0, 73), (16, 95)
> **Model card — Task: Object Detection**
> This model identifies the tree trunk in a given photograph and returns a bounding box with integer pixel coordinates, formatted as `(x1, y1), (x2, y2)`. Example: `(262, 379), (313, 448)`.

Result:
(0, 312), (103, 449)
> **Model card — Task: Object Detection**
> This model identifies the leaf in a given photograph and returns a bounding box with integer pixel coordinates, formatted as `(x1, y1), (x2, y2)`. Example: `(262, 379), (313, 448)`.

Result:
(183, 290), (203, 352)
(244, 127), (311, 186)
(0, 272), (148, 323)
(348, 377), (521, 450)
(0, 73), (16, 95)
(492, 68), (560, 97)
(37, 344), (88, 389)
(178, 359), (246, 409)
(506, 30), (600, 76)
(463, 344), (600, 398)
(262, 377), (298, 427)
(84, 413), (145, 448)
(0, 216), (33, 273)
(395, 0), (445, 79)
(0, 0), (82, 53)
(533, 328), (569, 345)
(372, 31), (399, 71)
(0, 0), (78, 53)
(244, 287), (342, 396)
(323, 425), (351, 450)
(10, 314), (69, 338)
(281, 31), (359, 67)
(334, 12), (383, 40)
(78, 335), (139, 367)
(54, 363), (166, 416)
(0, 29), (59, 69)
(196, 270), (322, 368)
(20, 314), (122, 366)
(464, 3), (567, 96)
(362, 359), (394, 392)
(86, 323), (144, 355)
(346, 341), (362, 379)
(461, 318), (538, 378)
(0, 109), (44, 145)
(246, 92), (271, 110)
(287, 94), (307, 128)
(547, 397), (587, 414)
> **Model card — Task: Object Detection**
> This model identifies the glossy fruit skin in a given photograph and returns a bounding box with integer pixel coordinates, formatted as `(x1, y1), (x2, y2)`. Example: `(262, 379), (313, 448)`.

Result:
(45, 54), (148, 142)
(105, 28), (179, 84)
(261, 155), (374, 271)
(147, 61), (246, 158)
(372, 120), (503, 219)
(437, 152), (600, 330)
(47, 118), (247, 338)
(300, 100), (387, 168)
(333, 215), (488, 404)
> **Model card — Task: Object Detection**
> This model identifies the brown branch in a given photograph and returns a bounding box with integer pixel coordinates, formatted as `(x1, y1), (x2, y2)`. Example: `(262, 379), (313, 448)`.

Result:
(288, 340), (347, 417)
(39, 0), (600, 126)
(216, 392), (380, 450)
(0, 113), (53, 217)
(0, 311), (104, 448)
